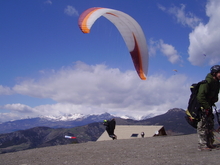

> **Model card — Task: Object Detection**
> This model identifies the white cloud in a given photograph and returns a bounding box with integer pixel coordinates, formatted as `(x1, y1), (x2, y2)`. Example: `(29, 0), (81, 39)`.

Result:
(158, 4), (201, 28)
(188, 0), (220, 66)
(44, 0), (52, 5)
(149, 39), (181, 64)
(157, 4), (166, 11)
(2, 104), (33, 113)
(0, 85), (14, 95)
(0, 104), (35, 122)
(168, 4), (201, 28)
(64, 5), (79, 17)
(159, 40), (182, 64)
(149, 39), (160, 57)
(0, 112), (22, 123)
(0, 62), (190, 122)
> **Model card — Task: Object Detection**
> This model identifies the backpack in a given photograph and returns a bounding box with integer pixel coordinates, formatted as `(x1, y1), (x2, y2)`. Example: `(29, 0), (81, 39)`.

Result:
(185, 80), (207, 128)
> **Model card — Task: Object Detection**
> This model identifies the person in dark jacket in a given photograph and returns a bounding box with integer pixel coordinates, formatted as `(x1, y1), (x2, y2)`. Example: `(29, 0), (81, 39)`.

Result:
(103, 118), (117, 140)
(141, 132), (145, 138)
(197, 65), (220, 151)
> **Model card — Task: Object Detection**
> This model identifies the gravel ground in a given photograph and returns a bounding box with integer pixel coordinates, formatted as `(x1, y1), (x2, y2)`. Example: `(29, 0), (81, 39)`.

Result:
(0, 134), (220, 165)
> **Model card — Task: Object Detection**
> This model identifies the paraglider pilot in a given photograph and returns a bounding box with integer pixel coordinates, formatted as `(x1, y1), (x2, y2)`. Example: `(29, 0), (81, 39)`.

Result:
(103, 118), (117, 140)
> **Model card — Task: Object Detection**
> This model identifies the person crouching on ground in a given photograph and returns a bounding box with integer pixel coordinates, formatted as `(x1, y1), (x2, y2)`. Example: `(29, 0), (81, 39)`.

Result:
(103, 119), (117, 140)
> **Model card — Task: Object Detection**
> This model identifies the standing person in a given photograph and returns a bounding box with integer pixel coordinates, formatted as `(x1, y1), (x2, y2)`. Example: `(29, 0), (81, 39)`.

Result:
(141, 132), (145, 138)
(103, 118), (117, 140)
(197, 65), (220, 151)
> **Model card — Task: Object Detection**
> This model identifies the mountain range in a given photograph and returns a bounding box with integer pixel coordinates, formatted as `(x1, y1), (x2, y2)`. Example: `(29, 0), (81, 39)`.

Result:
(0, 112), (116, 134)
(0, 112), (151, 134)
(0, 108), (199, 154)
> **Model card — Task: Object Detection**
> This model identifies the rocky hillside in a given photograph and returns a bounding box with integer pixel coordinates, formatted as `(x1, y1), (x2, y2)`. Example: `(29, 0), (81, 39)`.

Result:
(1, 134), (220, 165)
(0, 122), (105, 154)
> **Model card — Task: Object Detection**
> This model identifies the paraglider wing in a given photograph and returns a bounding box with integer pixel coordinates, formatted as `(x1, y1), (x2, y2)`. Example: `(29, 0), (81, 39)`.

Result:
(78, 7), (148, 80)
(65, 135), (76, 139)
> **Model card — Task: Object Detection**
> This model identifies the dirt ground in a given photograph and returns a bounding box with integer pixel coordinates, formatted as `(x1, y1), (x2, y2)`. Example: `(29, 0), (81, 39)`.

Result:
(1, 134), (220, 165)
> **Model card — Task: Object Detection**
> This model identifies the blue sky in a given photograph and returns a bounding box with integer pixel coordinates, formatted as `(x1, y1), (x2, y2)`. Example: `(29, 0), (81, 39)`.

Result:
(1, 0), (220, 122)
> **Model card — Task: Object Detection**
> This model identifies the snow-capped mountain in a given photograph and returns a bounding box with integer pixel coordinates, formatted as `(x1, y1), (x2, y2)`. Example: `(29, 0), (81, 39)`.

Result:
(0, 112), (155, 134)
(139, 113), (155, 120)
(42, 113), (86, 121)
(0, 112), (117, 134)
(41, 112), (139, 122)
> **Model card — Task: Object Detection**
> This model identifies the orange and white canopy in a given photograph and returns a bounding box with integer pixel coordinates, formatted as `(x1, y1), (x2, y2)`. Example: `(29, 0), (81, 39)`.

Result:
(78, 7), (148, 80)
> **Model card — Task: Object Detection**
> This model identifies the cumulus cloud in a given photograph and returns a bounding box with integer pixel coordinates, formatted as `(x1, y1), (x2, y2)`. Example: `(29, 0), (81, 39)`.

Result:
(0, 85), (14, 95)
(188, 0), (220, 66)
(0, 112), (23, 123)
(158, 4), (201, 28)
(64, 5), (79, 16)
(2, 104), (33, 113)
(0, 62), (190, 122)
(0, 104), (35, 122)
(159, 40), (182, 64)
(149, 39), (182, 64)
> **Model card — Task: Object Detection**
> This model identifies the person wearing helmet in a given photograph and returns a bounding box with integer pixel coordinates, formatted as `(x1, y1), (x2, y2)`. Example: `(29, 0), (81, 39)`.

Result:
(197, 65), (220, 151)
(103, 118), (117, 140)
